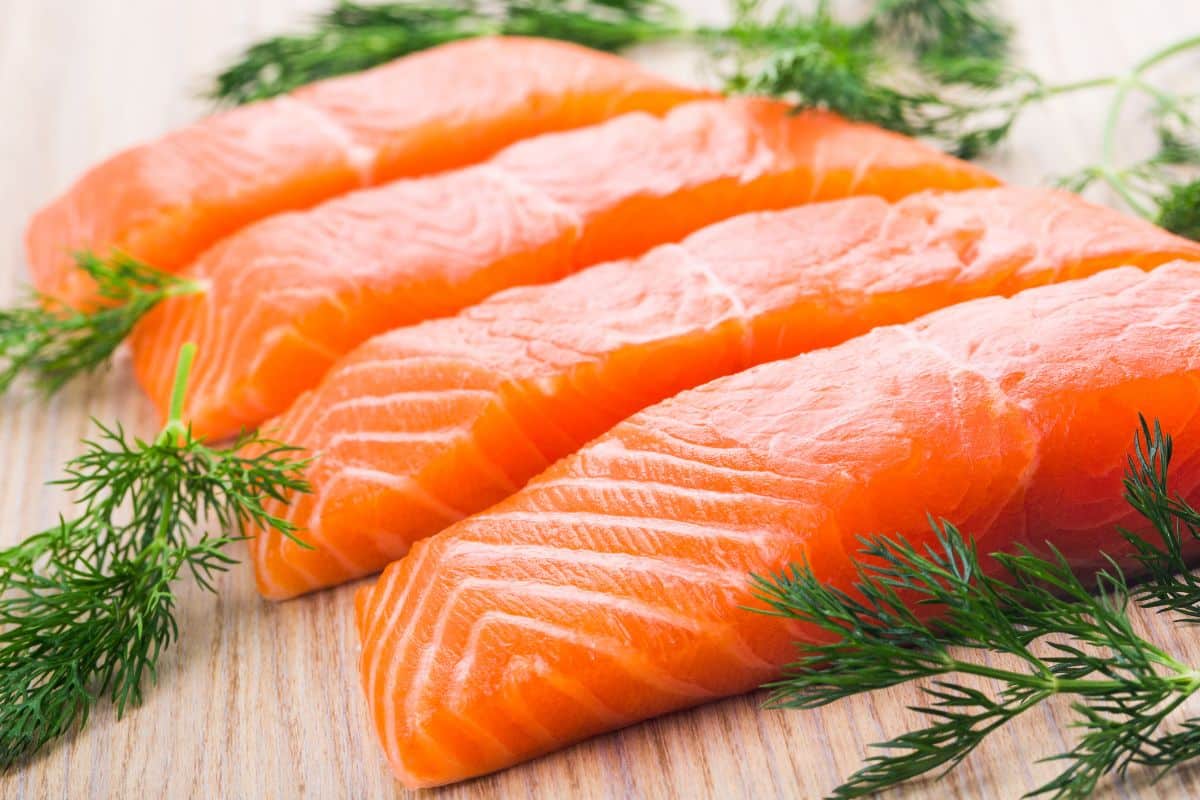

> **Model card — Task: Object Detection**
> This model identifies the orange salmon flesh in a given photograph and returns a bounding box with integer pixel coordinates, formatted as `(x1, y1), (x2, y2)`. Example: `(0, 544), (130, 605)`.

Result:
(355, 263), (1200, 788)
(26, 36), (707, 308)
(130, 98), (996, 439)
(247, 187), (1200, 599)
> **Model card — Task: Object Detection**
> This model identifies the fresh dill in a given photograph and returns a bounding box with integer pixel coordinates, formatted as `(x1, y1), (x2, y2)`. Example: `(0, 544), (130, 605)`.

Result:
(0, 5), (1191, 403)
(1121, 417), (1200, 622)
(208, 0), (683, 105)
(752, 418), (1200, 799)
(0, 252), (199, 395)
(713, 0), (1038, 158)
(1155, 179), (1200, 241)
(720, 1), (1143, 165)
(211, 1), (487, 104)
(0, 343), (311, 768)
(720, 3), (1200, 234)
(871, 0), (1011, 78)
(204, 0), (1200, 235)
(1058, 36), (1200, 239)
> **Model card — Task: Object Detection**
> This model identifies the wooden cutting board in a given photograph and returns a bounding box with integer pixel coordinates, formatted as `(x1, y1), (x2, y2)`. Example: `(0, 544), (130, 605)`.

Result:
(2, 0), (1200, 797)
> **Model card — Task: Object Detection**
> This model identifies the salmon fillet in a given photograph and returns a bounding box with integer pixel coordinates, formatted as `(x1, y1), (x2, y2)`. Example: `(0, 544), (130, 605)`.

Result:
(250, 188), (1200, 600)
(356, 263), (1200, 788)
(26, 36), (706, 308)
(130, 98), (997, 439)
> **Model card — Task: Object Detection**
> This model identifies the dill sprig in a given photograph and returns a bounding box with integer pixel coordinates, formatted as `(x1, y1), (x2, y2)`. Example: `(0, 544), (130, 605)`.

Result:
(205, 0), (1199, 231)
(1059, 38), (1200, 240)
(7, 3), (1193, 402)
(0, 252), (199, 395)
(719, 0), (1182, 162)
(209, 0), (683, 105)
(724, 3), (1200, 224)
(719, 0), (1038, 158)
(871, 0), (1011, 83)
(0, 343), (311, 768)
(752, 418), (1200, 799)
(1155, 179), (1200, 241)
(1121, 418), (1200, 621)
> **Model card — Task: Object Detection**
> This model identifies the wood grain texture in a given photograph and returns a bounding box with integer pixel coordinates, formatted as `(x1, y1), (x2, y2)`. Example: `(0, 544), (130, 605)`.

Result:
(1, 1), (1199, 797)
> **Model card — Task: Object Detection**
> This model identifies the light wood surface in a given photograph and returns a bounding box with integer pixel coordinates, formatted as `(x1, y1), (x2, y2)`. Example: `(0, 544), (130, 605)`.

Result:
(2, 1), (1199, 798)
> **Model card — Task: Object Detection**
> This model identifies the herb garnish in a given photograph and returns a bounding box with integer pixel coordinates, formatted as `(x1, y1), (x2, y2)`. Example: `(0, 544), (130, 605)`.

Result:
(209, 0), (684, 105)
(1059, 36), (1200, 240)
(209, 0), (1200, 238)
(0, 252), (198, 395)
(3, 1), (1193, 400)
(717, 0), (1033, 158)
(752, 419), (1200, 799)
(0, 343), (310, 768)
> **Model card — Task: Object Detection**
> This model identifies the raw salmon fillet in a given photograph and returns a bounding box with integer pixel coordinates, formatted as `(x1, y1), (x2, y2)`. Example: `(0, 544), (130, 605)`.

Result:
(130, 98), (997, 439)
(26, 37), (706, 308)
(356, 263), (1200, 788)
(250, 188), (1200, 599)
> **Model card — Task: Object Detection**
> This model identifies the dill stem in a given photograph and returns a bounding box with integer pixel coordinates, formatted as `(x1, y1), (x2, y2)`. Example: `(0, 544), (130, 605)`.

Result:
(1038, 75), (1119, 98)
(938, 653), (1200, 697)
(1096, 74), (1159, 217)
(166, 279), (204, 299)
(160, 343), (196, 445)
(1134, 34), (1200, 74)
(147, 501), (174, 564)
(970, 75), (1119, 120)
(1089, 34), (1200, 217)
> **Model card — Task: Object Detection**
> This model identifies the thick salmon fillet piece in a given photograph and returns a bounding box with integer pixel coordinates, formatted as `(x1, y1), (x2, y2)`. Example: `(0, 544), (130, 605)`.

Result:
(130, 98), (997, 439)
(356, 263), (1200, 788)
(25, 37), (706, 308)
(249, 187), (1200, 599)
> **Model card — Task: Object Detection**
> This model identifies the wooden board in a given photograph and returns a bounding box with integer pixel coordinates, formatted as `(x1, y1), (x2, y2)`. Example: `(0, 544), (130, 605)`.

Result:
(2, 1), (1199, 797)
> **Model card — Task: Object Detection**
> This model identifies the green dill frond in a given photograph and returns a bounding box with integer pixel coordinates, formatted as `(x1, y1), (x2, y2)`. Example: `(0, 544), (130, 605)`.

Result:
(1154, 179), (1200, 240)
(1157, 130), (1200, 166)
(209, 0), (683, 105)
(752, 418), (1200, 799)
(723, 15), (877, 107)
(500, 0), (682, 51)
(1050, 38), (1200, 235)
(718, 0), (1030, 159)
(729, 33), (1032, 158)
(210, 2), (485, 105)
(1122, 416), (1200, 613)
(0, 344), (311, 768)
(0, 252), (199, 396)
(871, 0), (1012, 85)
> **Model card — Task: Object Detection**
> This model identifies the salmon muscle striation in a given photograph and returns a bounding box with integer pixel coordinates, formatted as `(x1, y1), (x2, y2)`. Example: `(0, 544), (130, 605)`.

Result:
(130, 98), (998, 439)
(250, 188), (1200, 599)
(26, 36), (707, 308)
(357, 262), (1200, 788)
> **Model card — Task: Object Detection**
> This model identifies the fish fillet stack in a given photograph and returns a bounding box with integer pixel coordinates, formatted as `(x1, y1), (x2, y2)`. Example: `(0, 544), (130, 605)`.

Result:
(27, 37), (709, 308)
(247, 187), (1200, 600)
(357, 263), (1200, 787)
(26, 35), (1200, 790)
(128, 97), (994, 437)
